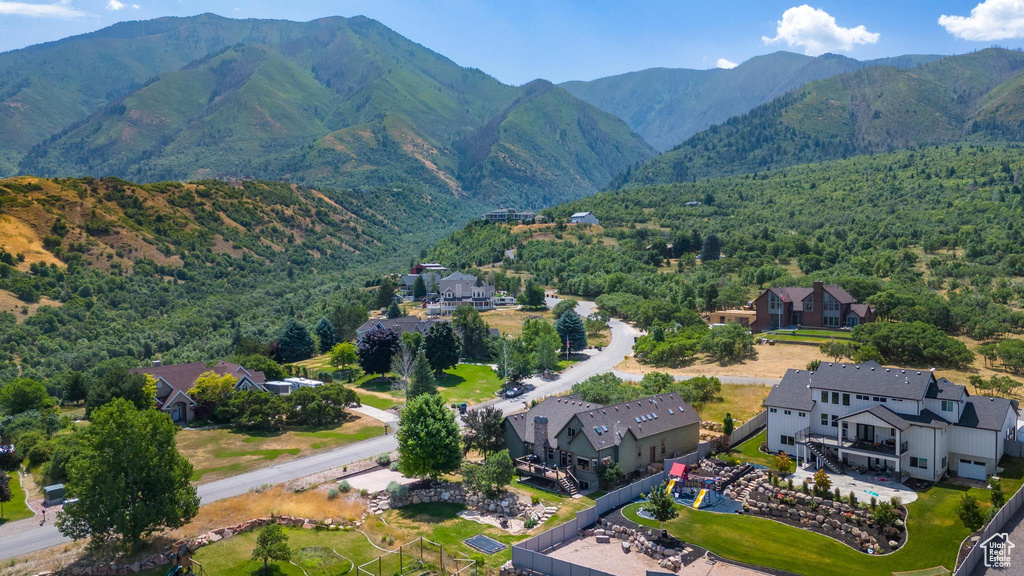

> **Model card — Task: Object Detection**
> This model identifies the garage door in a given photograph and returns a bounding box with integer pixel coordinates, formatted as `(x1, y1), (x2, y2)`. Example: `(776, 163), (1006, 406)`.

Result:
(958, 459), (987, 481)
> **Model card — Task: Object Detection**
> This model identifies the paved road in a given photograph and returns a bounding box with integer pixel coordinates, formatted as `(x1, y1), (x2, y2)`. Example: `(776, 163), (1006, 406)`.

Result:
(0, 297), (632, 561)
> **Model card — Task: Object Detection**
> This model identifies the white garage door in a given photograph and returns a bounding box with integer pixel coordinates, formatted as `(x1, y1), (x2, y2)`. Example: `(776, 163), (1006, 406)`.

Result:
(958, 459), (987, 481)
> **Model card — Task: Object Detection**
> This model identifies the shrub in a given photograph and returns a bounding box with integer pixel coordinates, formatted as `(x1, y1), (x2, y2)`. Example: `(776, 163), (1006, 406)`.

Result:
(338, 480), (351, 493)
(531, 495), (541, 505)
(802, 479), (809, 494)
(390, 461), (400, 472)
(386, 481), (408, 499)
(376, 453), (392, 467)
(873, 502), (898, 529)
(849, 491), (856, 506)
(774, 452), (794, 475)
(327, 488), (340, 500)
(834, 488), (841, 502)
(870, 496), (877, 509)
(524, 517), (538, 529)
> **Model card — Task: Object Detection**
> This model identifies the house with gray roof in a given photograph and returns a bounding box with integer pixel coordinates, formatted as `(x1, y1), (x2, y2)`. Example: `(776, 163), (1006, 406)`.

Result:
(355, 317), (443, 341)
(753, 281), (876, 332)
(765, 361), (1018, 481)
(437, 271), (495, 315)
(505, 392), (700, 493)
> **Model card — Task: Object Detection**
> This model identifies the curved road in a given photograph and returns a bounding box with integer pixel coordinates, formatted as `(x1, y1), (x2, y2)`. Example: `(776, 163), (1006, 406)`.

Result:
(0, 298), (640, 561)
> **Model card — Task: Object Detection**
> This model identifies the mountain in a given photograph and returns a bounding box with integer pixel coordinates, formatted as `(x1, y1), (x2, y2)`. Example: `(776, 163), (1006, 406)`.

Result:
(3, 14), (654, 209)
(0, 175), (446, 379)
(560, 51), (943, 151)
(614, 48), (1024, 188)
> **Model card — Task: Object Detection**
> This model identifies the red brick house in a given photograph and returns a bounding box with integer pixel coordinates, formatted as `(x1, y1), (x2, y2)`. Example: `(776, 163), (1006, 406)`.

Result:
(752, 281), (876, 333)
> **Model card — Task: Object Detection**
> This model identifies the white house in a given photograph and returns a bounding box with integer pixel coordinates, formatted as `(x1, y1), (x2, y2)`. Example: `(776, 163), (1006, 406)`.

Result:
(438, 272), (495, 315)
(569, 212), (599, 225)
(764, 361), (1018, 481)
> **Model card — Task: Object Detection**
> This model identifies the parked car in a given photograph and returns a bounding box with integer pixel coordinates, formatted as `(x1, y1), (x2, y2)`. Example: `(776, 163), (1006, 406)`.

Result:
(505, 386), (523, 398)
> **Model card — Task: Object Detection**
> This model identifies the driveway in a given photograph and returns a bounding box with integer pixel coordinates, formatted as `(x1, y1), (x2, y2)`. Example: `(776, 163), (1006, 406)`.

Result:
(0, 297), (634, 562)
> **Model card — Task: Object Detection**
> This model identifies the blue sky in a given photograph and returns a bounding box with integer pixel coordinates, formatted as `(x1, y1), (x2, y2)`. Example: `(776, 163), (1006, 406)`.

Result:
(2, 1), (1024, 84)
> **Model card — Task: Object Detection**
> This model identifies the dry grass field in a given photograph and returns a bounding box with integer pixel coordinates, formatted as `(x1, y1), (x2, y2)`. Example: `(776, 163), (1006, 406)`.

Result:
(0, 289), (62, 322)
(178, 414), (386, 482)
(0, 214), (65, 271)
(480, 307), (554, 337)
(700, 384), (771, 424)
(617, 342), (825, 380)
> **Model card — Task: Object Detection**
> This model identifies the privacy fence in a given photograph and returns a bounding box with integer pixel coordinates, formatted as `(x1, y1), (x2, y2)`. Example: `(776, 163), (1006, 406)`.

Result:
(1003, 438), (1024, 458)
(954, 478), (1024, 575)
(511, 411), (769, 576)
(512, 472), (668, 576)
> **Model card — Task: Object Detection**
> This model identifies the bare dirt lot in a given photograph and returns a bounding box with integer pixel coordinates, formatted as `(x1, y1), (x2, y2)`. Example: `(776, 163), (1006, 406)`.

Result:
(617, 342), (824, 380)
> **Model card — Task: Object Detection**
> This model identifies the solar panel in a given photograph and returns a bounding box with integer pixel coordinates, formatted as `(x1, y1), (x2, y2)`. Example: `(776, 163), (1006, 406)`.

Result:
(634, 417), (641, 423)
(668, 409), (674, 415)
(678, 406), (685, 412)
(602, 425), (609, 432)
(594, 427), (602, 435)
(652, 413), (658, 419)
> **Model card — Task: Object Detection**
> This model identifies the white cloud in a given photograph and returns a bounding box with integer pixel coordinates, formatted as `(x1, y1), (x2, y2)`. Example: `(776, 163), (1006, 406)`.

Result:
(763, 5), (880, 56)
(132, 3), (140, 8)
(716, 58), (739, 69)
(106, 0), (124, 10)
(0, 1), (85, 17)
(940, 0), (1024, 41)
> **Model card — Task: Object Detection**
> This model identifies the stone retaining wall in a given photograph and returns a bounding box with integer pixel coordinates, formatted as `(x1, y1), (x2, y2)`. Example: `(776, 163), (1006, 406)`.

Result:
(35, 515), (354, 576)
(370, 481), (527, 517)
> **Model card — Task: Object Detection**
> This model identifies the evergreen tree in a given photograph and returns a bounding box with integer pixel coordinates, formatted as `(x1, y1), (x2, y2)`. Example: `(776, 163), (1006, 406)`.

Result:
(700, 232), (721, 261)
(357, 326), (401, 376)
(422, 321), (461, 373)
(386, 301), (402, 319)
(314, 317), (337, 354)
(413, 275), (427, 300)
(644, 481), (678, 528)
(397, 393), (462, 479)
(408, 350), (438, 398)
(723, 413), (734, 436)
(277, 319), (316, 363)
(328, 302), (368, 342)
(956, 493), (985, 531)
(375, 276), (398, 310)
(452, 305), (491, 359)
(555, 310), (587, 352)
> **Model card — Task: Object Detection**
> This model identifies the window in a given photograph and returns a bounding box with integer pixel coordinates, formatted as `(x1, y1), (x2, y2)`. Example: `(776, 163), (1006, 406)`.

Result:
(856, 394), (869, 401)
(941, 400), (954, 412)
(821, 391), (829, 403)
(661, 439), (666, 455)
(821, 413), (829, 426)
(592, 459), (598, 469)
(637, 447), (642, 458)
(568, 427), (576, 438)
(798, 412), (806, 417)
(580, 481), (590, 490)
(804, 299), (813, 311)
(842, 393), (850, 406)
(769, 408), (777, 413)
(781, 435), (795, 446)
(831, 414), (838, 428)
(784, 409), (791, 415)
(577, 457), (590, 471)
(832, 392), (840, 404)
(941, 456), (947, 469)
(910, 457), (928, 469)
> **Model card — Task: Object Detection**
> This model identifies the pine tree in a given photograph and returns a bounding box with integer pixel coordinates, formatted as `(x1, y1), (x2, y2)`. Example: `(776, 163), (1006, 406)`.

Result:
(422, 321), (461, 373)
(386, 301), (402, 319)
(408, 350), (438, 398)
(555, 310), (587, 352)
(700, 233), (721, 262)
(314, 317), (337, 354)
(277, 319), (316, 363)
(413, 275), (427, 300)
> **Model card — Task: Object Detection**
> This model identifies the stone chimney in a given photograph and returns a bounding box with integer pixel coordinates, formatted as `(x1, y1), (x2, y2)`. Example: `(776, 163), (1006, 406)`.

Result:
(533, 416), (548, 460)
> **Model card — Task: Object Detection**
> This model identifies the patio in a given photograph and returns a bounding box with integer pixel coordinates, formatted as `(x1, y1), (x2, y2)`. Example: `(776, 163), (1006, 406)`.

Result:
(790, 463), (918, 504)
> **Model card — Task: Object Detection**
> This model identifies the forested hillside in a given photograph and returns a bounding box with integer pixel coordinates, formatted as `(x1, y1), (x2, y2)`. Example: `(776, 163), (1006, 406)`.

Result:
(432, 145), (1024, 344)
(5, 14), (653, 210)
(615, 48), (1024, 187)
(0, 176), (443, 382)
(561, 51), (941, 151)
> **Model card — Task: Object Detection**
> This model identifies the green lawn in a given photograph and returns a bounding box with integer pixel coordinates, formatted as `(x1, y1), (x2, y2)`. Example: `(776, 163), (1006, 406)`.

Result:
(0, 471), (32, 524)
(625, 478), (992, 576)
(384, 502), (520, 571)
(726, 429), (775, 468)
(436, 364), (503, 406)
(190, 526), (383, 576)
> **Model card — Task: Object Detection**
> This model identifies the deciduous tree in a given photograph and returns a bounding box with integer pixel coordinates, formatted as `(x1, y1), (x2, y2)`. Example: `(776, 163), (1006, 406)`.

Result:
(453, 305), (491, 360)
(56, 399), (199, 549)
(189, 371), (237, 421)
(252, 523), (291, 574)
(462, 405), (505, 456)
(0, 379), (55, 415)
(357, 326), (400, 376)
(397, 393), (461, 479)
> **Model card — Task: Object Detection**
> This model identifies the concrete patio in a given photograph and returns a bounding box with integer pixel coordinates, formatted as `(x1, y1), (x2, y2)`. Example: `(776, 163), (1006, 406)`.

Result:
(790, 464), (918, 504)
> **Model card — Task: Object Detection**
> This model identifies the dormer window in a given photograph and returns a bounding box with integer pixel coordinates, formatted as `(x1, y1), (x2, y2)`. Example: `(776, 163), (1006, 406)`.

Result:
(941, 400), (954, 412)
(804, 298), (813, 311)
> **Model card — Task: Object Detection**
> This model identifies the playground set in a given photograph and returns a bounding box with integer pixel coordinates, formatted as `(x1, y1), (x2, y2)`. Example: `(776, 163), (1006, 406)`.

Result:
(664, 463), (724, 510)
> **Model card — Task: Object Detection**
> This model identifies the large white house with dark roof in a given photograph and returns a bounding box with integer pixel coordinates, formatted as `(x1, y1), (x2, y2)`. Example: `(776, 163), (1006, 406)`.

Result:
(765, 361), (1018, 481)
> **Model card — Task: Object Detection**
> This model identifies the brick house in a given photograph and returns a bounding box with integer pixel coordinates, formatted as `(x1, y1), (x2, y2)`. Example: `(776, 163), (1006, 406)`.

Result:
(752, 281), (875, 333)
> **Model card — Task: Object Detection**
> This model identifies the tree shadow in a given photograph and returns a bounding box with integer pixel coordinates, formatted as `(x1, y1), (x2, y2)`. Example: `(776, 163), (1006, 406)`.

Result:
(394, 502), (465, 522)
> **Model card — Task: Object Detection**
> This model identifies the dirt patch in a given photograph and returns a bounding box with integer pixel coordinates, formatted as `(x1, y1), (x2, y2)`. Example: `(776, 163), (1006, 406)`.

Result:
(0, 289), (62, 322)
(481, 308), (555, 337)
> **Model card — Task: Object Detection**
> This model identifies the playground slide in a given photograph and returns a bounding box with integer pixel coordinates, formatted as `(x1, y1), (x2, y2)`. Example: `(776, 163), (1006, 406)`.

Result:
(692, 488), (707, 509)
(665, 479), (676, 495)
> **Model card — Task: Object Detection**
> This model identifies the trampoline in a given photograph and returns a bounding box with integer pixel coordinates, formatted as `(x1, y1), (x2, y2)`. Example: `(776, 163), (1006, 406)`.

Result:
(464, 534), (507, 554)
